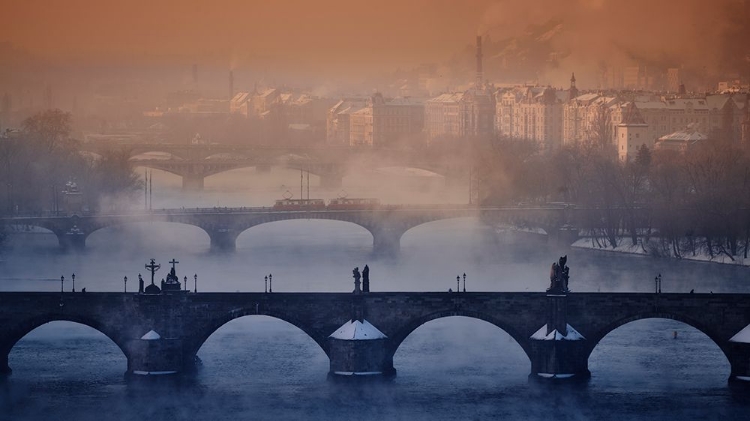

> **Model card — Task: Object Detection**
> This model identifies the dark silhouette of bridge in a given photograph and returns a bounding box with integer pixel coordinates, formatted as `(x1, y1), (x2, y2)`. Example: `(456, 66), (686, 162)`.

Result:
(2, 289), (749, 384)
(80, 143), (470, 190)
(0, 205), (578, 254)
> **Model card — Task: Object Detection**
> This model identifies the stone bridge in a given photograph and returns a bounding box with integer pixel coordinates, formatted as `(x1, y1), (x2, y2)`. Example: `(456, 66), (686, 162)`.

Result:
(1, 290), (750, 384)
(80, 143), (470, 190)
(1, 206), (575, 254)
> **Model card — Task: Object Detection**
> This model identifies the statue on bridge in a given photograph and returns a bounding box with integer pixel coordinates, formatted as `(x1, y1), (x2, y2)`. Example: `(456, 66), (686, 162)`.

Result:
(162, 258), (182, 292)
(362, 265), (370, 293)
(547, 255), (570, 294)
(353, 267), (361, 293)
(144, 258), (162, 294)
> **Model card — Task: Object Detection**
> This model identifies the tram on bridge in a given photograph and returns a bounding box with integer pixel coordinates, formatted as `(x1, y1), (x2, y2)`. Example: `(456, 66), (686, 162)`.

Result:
(273, 198), (380, 211)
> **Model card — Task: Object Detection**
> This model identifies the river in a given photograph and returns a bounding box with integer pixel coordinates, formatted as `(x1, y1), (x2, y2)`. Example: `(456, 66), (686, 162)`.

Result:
(1, 167), (749, 420)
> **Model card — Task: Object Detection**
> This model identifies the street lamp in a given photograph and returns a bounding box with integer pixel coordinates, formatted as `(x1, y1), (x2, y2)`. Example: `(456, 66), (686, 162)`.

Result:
(463, 273), (466, 292)
(60, 275), (64, 293)
(124, 276), (127, 292)
(269, 274), (272, 293)
(657, 273), (662, 293)
(194, 274), (197, 293)
(184, 276), (187, 291)
(72, 273), (75, 292)
(456, 275), (460, 292)
(265, 275), (268, 293)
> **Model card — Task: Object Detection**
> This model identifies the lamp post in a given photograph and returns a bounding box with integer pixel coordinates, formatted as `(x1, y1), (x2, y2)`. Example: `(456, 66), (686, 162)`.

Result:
(194, 274), (197, 293)
(72, 273), (75, 292)
(265, 276), (268, 293)
(463, 273), (466, 292)
(60, 275), (64, 293)
(269, 274), (272, 293)
(124, 276), (127, 293)
(456, 275), (460, 292)
(657, 273), (662, 293)
(184, 276), (187, 291)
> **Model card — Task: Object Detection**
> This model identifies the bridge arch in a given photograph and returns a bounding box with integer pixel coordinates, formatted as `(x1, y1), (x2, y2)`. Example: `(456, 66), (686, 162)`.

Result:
(400, 216), (480, 241)
(388, 310), (532, 360)
(85, 221), (212, 252)
(235, 218), (374, 250)
(185, 308), (330, 359)
(585, 312), (731, 361)
(1, 315), (129, 374)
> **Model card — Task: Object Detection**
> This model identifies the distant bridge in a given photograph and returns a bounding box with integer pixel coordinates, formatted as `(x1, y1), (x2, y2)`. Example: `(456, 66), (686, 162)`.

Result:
(2, 289), (750, 384)
(80, 143), (471, 189)
(0, 205), (579, 254)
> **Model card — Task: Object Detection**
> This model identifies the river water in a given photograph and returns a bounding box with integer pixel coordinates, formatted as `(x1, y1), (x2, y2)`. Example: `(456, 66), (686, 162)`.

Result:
(1, 168), (749, 420)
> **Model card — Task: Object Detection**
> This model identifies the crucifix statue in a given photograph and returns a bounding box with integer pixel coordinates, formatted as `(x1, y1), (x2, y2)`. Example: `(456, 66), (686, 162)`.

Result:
(168, 258), (179, 282)
(145, 258), (161, 285)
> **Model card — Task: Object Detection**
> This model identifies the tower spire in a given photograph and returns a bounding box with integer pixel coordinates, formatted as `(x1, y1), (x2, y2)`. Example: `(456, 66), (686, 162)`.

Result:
(568, 72), (579, 101)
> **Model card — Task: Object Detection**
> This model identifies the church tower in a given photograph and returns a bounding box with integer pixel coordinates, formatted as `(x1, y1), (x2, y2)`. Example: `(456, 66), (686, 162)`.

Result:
(568, 73), (579, 101)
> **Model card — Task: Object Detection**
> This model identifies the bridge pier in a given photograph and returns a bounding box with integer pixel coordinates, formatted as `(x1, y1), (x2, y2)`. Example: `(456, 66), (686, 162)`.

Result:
(528, 294), (589, 381)
(125, 338), (185, 377)
(208, 229), (240, 252)
(327, 312), (395, 380)
(372, 229), (403, 255)
(727, 339), (750, 384)
(328, 337), (395, 380)
(182, 174), (205, 190)
(57, 231), (87, 251)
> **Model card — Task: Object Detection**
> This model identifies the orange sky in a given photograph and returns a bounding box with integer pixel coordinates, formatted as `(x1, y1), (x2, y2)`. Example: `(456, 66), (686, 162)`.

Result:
(1, 0), (493, 69)
(2, 0), (747, 87)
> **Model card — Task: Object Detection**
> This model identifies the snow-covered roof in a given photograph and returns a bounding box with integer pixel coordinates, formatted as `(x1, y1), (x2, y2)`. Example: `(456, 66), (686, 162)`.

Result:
(633, 100), (667, 109)
(658, 127), (708, 142)
(730, 324), (750, 343)
(573, 93), (599, 102)
(329, 319), (387, 340)
(141, 330), (161, 340)
(664, 98), (709, 110)
(530, 324), (584, 341)
(427, 92), (464, 104)
(231, 92), (251, 104)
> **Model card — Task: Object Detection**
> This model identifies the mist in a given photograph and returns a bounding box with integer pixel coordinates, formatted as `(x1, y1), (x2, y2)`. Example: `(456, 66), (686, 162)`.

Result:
(2, 1), (750, 420)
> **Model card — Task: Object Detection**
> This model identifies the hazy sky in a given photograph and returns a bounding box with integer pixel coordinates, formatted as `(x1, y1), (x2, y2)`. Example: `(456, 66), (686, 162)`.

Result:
(2, 0), (748, 86)
(1, 0), (493, 69)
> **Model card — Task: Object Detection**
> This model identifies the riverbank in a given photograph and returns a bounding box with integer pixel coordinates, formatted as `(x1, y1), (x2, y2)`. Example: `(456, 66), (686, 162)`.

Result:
(572, 236), (750, 267)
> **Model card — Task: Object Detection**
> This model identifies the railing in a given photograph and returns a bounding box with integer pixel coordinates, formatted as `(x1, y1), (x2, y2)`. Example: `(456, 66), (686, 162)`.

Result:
(0, 203), (600, 220)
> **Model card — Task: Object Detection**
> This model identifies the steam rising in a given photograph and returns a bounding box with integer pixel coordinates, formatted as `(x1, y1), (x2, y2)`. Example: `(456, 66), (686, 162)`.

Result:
(479, 0), (749, 86)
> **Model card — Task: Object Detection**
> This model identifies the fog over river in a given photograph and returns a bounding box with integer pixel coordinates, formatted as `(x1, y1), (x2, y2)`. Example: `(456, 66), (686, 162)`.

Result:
(1, 168), (749, 421)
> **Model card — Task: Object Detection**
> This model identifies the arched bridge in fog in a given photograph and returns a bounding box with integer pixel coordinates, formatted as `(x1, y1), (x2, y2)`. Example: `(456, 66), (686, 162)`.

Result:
(0, 205), (582, 254)
(80, 143), (471, 190)
(2, 290), (750, 384)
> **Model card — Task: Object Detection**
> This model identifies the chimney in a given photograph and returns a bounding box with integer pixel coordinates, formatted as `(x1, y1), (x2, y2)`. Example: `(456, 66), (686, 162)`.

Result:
(475, 35), (483, 88)
(229, 70), (234, 100)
